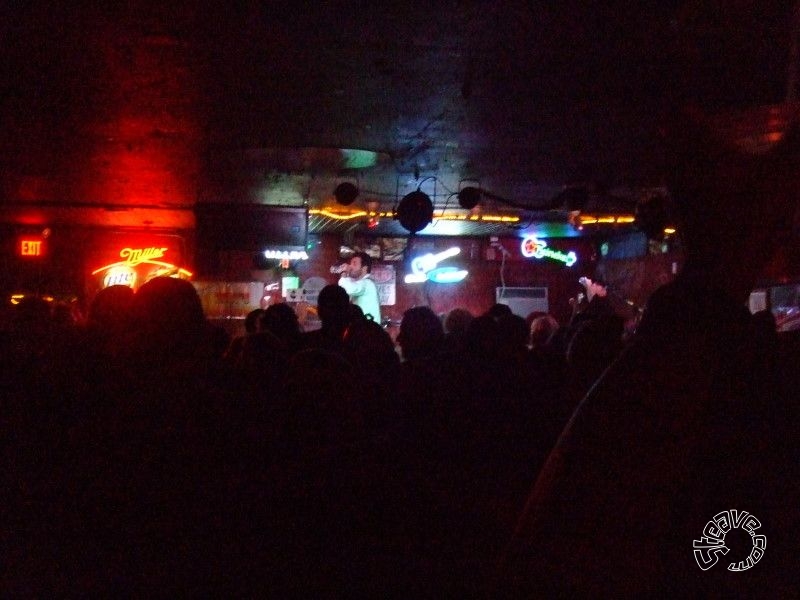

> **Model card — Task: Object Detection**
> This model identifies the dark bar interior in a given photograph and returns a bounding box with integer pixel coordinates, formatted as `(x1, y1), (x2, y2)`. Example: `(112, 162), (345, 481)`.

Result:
(2, 1), (799, 596)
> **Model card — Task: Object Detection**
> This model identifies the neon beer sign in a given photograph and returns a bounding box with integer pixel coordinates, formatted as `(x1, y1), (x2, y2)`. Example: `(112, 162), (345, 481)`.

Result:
(92, 246), (192, 289)
(404, 247), (468, 284)
(103, 266), (137, 288)
(119, 247), (167, 266)
(520, 236), (577, 267)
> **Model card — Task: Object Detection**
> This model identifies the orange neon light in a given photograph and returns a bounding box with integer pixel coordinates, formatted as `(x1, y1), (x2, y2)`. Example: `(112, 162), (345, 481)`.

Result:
(309, 208), (520, 224)
(92, 261), (193, 278)
(311, 209), (368, 220)
(10, 294), (54, 305)
(578, 214), (636, 225)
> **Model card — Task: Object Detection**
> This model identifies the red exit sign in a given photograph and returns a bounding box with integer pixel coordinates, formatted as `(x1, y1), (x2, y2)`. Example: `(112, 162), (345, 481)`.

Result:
(19, 238), (44, 257)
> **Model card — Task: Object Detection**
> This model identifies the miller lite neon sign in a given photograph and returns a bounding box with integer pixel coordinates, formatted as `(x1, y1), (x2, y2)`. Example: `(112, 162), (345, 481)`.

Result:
(92, 246), (192, 289)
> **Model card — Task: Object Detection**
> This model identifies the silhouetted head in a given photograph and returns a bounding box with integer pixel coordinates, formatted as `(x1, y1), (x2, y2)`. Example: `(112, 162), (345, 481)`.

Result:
(397, 305), (444, 361)
(262, 302), (301, 343)
(243, 308), (266, 334)
(316, 284), (351, 329)
(486, 302), (513, 321)
(342, 317), (399, 372)
(444, 307), (474, 335)
(131, 277), (206, 359)
(88, 285), (135, 331)
(529, 314), (559, 349)
(239, 329), (288, 373)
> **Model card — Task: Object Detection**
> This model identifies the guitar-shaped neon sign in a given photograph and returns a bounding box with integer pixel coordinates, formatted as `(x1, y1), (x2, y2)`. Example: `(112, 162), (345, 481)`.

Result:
(404, 247), (468, 284)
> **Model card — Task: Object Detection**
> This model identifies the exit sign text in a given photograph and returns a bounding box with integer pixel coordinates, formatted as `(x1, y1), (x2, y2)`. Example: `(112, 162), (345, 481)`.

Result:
(19, 239), (44, 257)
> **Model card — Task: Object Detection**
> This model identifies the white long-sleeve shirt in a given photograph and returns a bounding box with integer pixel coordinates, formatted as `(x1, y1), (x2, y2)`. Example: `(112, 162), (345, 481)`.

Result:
(338, 274), (381, 323)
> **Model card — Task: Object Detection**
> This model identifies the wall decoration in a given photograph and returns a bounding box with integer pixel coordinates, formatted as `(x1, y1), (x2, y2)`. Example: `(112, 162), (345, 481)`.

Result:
(520, 236), (577, 267)
(371, 263), (396, 305)
(378, 237), (407, 261)
(404, 247), (468, 284)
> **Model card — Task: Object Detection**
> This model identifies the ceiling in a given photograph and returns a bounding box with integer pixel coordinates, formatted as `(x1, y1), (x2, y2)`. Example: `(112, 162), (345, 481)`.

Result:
(1, 1), (796, 238)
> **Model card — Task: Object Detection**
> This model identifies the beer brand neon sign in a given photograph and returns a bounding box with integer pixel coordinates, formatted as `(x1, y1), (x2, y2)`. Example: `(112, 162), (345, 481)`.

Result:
(520, 236), (577, 267)
(119, 247), (167, 266)
(103, 266), (137, 288)
(92, 246), (192, 288)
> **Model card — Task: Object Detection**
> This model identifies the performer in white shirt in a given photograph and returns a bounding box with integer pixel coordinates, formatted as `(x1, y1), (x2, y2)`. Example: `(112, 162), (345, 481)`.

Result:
(337, 251), (381, 324)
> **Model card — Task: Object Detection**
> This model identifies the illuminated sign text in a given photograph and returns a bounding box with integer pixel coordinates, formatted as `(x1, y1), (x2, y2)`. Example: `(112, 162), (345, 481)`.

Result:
(264, 249), (309, 261)
(103, 266), (137, 288)
(120, 247), (167, 266)
(521, 236), (577, 267)
(19, 239), (44, 257)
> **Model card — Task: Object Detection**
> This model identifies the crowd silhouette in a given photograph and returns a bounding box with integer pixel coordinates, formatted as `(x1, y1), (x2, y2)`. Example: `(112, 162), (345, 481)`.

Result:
(5, 265), (795, 597)
(2, 274), (630, 596)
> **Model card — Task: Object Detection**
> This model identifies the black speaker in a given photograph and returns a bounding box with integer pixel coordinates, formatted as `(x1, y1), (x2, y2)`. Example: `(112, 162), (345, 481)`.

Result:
(396, 191), (434, 233)
(457, 186), (481, 209)
(334, 182), (359, 205)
